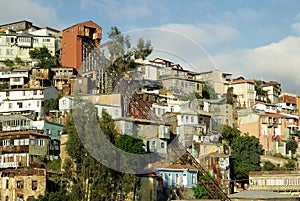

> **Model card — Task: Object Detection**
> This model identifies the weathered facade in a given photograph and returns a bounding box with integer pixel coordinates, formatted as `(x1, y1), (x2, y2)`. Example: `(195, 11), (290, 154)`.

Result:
(0, 168), (46, 201)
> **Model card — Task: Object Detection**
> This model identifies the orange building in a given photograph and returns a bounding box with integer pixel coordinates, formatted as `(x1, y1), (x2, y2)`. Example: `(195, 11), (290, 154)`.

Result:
(61, 21), (102, 72)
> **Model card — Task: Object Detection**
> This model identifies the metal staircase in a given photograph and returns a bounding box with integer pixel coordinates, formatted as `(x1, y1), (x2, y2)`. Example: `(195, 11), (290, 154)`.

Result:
(168, 136), (231, 201)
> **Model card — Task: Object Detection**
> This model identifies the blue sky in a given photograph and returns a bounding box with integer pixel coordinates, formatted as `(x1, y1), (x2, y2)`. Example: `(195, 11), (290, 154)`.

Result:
(1, 0), (300, 94)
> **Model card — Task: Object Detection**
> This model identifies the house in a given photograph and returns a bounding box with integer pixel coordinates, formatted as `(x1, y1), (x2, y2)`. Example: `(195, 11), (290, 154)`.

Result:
(81, 93), (124, 119)
(30, 67), (51, 87)
(229, 77), (256, 108)
(0, 131), (49, 168)
(136, 173), (163, 201)
(0, 27), (58, 66)
(0, 86), (58, 120)
(114, 117), (170, 154)
(249, 170), (300, 197)
(159, 65), (203, 97)
(0, 67), (30, 89)
(0, 168), (46, 201)
(43, 120), (63, 160)
(195, 69), (233, 96)
(0, 114), (32, 132)
(59, 96), (74, 114)
(198, 152), (231, 194)
(261, 81), (281, 104)
(239, 111), (299, 155)
(51, 66), (77, 95)
(155, 164), (198, 189)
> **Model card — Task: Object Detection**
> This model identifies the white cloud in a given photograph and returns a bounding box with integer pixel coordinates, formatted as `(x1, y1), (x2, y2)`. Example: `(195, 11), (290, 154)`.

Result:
(213, 36), (300, 94)
(291, 22), (300, 34)
(0, 0), (61, 29)
(125, 23), (240, 72)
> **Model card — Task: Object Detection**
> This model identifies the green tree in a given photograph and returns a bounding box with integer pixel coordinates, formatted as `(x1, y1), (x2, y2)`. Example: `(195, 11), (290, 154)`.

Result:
(106, 26), (153, 74)
(226, 87), (234, 105)
(29, 46), (57, 67)
(230, 134), (262, 180)
(43, 98), (58, 116)
(221, 125), (241, 146)
(202, 84), (217, 99)
(286, 139), (298, 154)
(134, 37), (153, 59)
(4, 59), (14, 67)
(193, 173), (216, 199)
(262, 161), (277, 171)
(15, 56), (22, 65)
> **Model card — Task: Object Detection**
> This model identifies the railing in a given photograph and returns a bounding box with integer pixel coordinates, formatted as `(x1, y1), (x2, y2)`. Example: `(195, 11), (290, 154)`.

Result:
(0, 162), (20, 168)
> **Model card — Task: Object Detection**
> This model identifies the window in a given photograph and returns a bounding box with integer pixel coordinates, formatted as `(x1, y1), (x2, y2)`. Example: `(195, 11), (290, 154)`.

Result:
(6, 179), (9, 189)
(3, 139), (10, 146)
(42, 38), (51, 42)
(57, 130), (61, 136)
(46, 129), (50, 134)
(192, 174), (196, 184)
(9, 103), (12, 109)
(32, 180), (38, 190)
(161, 142), (165, 149)
(16, 180), (24, 189)
(14, 139), (20, 146)
(6, 49), (14, 55)
(191, 116), (194, 123)
(17, 102), (23, 108)
(33, 90), (37, 95)
(37, 101), (40, 107)
(262, 116), (268, 124)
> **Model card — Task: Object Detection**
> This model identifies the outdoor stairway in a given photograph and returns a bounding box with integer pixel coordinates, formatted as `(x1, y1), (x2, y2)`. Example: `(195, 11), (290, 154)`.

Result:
(168, 136), (231, 201)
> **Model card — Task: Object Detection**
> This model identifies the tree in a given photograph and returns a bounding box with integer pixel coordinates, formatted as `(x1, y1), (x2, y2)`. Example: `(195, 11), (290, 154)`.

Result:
(29, 46), (57, 67)
(106, 26), (153, 74)
(226, 87), (234, 105)
(4, 59), (14, 67)
(43, 98), (58, 116)
(15, 56), (22, 65)
(134, 38), (153, 59)
(193, 173), (216, 199)
(202, 84), (217, 99)
(262, 161), (277, 171)
(286, 139), (298, 155)
(221, 125), (241, 146)
(230, 134), (262, 180)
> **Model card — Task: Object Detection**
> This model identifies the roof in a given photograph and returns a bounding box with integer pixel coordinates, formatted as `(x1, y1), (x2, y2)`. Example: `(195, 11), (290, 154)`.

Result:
(206, 152), (229, 157)
(249, 170), (300, 176)
(0, 131), (48, 137)
(62, 20), (102, 31)
(155, 163), (198, 171)
(229, 190), (297, 200)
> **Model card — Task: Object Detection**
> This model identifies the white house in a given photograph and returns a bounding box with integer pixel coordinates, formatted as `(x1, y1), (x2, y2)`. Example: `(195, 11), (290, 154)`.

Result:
(59, 96), (74, 114)
(0, 87), (58, 119)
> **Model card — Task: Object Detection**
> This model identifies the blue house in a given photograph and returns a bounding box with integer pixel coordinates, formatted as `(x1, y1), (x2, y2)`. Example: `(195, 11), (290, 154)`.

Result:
(155, 164), (198, 189)
(43, 120), (64, 159)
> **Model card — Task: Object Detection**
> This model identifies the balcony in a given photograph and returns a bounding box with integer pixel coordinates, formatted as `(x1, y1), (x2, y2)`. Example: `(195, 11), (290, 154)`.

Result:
(0, 162), (20, 168)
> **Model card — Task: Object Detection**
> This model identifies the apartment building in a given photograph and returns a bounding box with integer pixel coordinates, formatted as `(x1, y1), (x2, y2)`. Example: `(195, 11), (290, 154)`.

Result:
(229, 77), (256, 108)
(0, 87), (58, 119)
(0, 131), (49, 168)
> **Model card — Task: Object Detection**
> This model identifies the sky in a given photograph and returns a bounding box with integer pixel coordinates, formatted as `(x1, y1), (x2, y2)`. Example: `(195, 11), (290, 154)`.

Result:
(1, 0), (300, 94)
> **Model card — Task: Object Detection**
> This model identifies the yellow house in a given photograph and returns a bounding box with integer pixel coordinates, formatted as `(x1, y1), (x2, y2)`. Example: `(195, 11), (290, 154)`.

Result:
(297, 96), (300, 116)
(229, 77), (255, 108)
